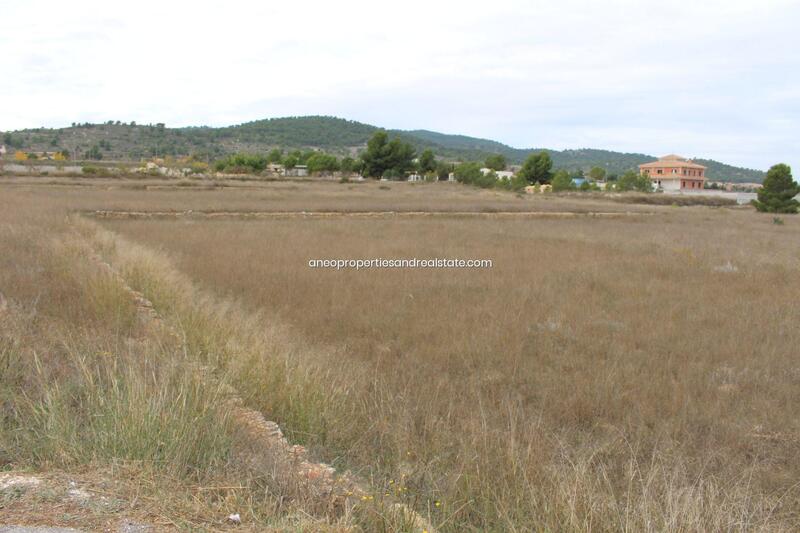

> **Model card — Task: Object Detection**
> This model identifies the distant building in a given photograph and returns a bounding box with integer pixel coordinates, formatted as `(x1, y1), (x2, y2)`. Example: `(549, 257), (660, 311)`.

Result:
(480, 168), (515, 180)
(286, 165), (308, 177)
(0, 145), (6, 156)
(639, 154), (706, 191)
(407, 172), (424, 182)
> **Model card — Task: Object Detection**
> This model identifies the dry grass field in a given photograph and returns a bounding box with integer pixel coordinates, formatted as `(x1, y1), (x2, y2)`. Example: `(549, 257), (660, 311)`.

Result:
(2, 178), (799, 531)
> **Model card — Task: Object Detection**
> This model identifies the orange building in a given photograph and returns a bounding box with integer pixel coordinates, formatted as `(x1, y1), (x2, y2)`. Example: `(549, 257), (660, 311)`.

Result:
(639, 154), (706, 191)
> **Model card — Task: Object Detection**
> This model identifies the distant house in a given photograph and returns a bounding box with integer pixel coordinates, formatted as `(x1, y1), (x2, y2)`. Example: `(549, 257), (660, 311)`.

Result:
(480, 168), (515, 180)
(286, 165), (308, 177)
(407, 172), (424, 182)
(639, 154), (707, 191)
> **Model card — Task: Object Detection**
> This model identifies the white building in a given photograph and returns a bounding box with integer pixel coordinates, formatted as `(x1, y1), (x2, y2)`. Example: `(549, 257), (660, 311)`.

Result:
(286, 165), (308, 177)
(480, 167), (514, 180)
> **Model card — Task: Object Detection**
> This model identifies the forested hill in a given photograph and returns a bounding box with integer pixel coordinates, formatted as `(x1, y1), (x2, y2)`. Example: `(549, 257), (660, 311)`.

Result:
(2, 116), (765, 182)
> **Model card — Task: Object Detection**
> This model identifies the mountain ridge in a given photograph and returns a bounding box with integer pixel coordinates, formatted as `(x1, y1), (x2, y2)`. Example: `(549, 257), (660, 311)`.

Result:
(2, 115), (765, 183)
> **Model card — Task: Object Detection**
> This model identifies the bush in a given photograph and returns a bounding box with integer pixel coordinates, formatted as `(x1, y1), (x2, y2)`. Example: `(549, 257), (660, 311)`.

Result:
(305, 152), (340, 173)
(213, 153), (269, 174)
(551, 170), (576, 192)
(454, 162), (484, 185)
(616, 170), (652, 192)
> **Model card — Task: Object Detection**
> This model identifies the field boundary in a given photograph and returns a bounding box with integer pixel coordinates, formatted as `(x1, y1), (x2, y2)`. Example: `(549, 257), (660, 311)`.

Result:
(83, 209), (657, 220)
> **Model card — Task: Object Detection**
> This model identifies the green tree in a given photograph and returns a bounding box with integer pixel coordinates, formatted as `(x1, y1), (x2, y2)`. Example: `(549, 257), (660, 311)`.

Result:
(213, 153), (268, 173)
(453, 162), (483, 184)
(589, 166), (606, 181)
(753, 164), (799, 214)
(551, 170), (576, 191)
(3, 133), (23, 149)
(361, 131), (391, 177)
(283, 154), (299, 169)
(436, 161), (453, 181)
(484, 153), (507, 171)
(305, 152), (340, 173)
(418, 149), (436, 174)
(498, 174), (528, 192)
(518, 151), (553, 184)
(616, 170), (651, 192)
(85, 145), (103, 160)
(340, 156), (356, 173)
(361, 131), (416, 178)
(300, 150), (316, 165)
(267, 148), (283, 164)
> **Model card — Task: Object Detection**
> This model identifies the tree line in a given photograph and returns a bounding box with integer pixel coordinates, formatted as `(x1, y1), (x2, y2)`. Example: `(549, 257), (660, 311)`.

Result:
(211, 130), (661, 194)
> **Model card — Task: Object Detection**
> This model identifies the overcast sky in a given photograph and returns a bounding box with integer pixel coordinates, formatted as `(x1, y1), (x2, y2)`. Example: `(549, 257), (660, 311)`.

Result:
(1, 0), (798, 171)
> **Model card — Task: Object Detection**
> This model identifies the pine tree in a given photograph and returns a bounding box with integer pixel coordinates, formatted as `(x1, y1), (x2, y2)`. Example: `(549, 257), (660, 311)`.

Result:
(518, 151), (553, 184)
(753, 164), (799, 214)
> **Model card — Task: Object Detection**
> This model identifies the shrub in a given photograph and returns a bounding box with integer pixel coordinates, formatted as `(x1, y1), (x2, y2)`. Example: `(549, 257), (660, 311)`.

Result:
(616, 170), (652, 192)
(453, 162), (483, 185)
(551, 170), (576, 192)
(305, 152), (340, 173)
(213, 153), (269, 174)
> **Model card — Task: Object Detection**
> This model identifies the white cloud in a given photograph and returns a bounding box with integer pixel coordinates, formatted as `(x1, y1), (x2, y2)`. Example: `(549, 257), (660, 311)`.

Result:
(0, 0), (798, 171)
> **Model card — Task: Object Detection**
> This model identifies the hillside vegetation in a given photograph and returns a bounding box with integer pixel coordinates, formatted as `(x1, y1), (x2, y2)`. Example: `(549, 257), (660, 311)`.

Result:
(2, 116), (764, 182)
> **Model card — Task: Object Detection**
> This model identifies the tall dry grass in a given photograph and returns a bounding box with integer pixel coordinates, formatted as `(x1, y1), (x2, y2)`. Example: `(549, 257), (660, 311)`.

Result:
(94, 206), (800, 531)
(0, 193), (357, 530)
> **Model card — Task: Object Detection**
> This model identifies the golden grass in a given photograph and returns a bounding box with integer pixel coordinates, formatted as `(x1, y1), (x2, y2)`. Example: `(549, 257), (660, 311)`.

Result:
(94, 198), (800, 530)
(0, 176), (667, 213)
(0, 192), (358, 531)
(2, 180), (799, 531)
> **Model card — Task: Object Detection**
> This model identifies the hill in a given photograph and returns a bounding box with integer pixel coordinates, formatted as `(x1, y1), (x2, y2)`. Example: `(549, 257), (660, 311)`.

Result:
(1, 116), (765, 182)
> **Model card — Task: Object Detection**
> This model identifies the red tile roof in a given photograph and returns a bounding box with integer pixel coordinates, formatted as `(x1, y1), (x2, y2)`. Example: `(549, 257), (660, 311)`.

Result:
(639, 155), (707, 170)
